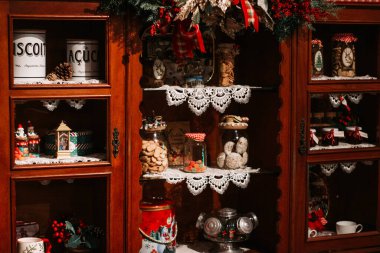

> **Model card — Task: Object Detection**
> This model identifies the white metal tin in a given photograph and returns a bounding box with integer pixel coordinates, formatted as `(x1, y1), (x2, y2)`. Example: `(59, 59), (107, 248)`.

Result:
(13, 30), (46, 82)
(67, 39), (99, 81)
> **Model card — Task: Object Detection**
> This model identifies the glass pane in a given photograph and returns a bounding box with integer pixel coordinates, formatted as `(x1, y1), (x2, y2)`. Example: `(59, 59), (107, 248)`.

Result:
(311, 24), (379, 80)
(309, 92), (379, 151)
(13, 19), (106, 85)
(307, 160), (379, 238)
(15, 178), (107, 251)
(13, 98), (108, 167)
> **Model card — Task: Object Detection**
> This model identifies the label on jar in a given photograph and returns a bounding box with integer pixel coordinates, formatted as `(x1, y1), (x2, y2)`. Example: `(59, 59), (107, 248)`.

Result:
(359, 131), (368, 139)
(334, 131), (345, 138)
(312, 134), (319, 144)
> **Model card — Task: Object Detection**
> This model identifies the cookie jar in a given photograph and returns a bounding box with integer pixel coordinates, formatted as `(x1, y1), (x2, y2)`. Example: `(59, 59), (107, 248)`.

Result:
(139, 116), (169, 174)
(139, 200), (177, 253)
(216, 115), (249, 170)
(183, 133), (207, 173)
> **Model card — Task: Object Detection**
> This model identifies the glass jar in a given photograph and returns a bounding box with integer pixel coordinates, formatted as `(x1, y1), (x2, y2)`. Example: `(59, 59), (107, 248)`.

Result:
(217, 129), (249, 170)
(183, 133), (207, 173)
(310, 128), (318, 148)
(140, 128), (169, 174)
(321, 128), (344, 146)
(345, 126), (368, 144)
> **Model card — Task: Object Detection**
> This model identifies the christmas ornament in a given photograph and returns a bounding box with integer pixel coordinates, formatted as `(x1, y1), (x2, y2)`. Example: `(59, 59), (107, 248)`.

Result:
(15, 123), (29, 160)
(56, 121), (72, 158)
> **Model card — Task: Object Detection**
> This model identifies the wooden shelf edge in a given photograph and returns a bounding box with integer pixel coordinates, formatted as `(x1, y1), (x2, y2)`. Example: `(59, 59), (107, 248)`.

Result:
(307, 147), (380, 163)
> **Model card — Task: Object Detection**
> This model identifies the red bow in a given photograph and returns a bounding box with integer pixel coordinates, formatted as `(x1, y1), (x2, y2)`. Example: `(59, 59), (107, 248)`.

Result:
(323, 129), (336, 145)
(231, 0), (259, 31)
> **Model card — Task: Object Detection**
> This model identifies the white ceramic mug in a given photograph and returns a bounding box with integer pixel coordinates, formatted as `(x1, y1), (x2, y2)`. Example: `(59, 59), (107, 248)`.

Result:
(336, 221), (363, 235)
(17, 237), (44, 253)
(308, 228), (318, 238)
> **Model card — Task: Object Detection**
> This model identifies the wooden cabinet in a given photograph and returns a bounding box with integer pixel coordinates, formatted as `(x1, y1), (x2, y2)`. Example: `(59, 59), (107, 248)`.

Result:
(0, 1), (126, 252)
(124, 13), (293, 253)
(290, 4), (380, 253)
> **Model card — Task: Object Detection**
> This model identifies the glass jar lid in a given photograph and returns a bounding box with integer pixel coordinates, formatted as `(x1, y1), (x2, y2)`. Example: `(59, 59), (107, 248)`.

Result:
(218, 208), (237, 219)
(141, 115), (167, 132)
(219, 115), (249, 130)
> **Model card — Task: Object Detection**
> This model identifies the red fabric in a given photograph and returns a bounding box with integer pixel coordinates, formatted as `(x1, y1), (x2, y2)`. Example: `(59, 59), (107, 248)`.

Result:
(173, 22), (206, 59)
(308, 209), (327, 231)
(232, 0), (258, 30)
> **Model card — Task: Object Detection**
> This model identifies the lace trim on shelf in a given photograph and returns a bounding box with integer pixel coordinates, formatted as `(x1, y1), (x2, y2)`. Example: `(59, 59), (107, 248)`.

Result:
(311, 75), (377, 81)
(310, 142), (375, 151)
(319, 160), (374, 176)
(142, 167), (260, 195)
(328, 93), (363, 108)
(14, 153), (106, 165)
(160, 85), (251, 115)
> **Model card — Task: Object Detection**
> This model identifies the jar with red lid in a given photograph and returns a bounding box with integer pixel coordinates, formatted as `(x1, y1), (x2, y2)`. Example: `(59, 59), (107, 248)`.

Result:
(183, 133), (207, 173)
(139, 200), (177, 253)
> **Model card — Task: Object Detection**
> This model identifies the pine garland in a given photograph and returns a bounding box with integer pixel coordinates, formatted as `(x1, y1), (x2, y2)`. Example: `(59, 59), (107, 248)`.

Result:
(270, 0), (339, 40)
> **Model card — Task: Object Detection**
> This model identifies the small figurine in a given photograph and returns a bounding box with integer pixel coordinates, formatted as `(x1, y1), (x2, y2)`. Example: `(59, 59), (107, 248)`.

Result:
(27, 120), (40, 158)
(15, 123), (28, 160)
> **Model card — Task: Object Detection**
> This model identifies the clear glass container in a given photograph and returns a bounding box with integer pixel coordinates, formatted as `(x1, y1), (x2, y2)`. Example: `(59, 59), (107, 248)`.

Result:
(140, 129), (169, 174)
(183, 133), (207, 173)
(217, 115), (249, 170)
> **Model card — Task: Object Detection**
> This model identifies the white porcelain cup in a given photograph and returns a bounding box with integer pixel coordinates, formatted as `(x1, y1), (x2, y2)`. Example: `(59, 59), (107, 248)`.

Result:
(336, 221), (363, 235)
(17, 237), (45, 253)
(308, 228), (318, 238)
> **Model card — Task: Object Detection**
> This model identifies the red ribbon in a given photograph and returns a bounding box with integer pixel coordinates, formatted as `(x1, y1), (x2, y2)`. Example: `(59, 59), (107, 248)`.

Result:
(173, 22), (206, 59)
(232, 0), (258, 31)
(323, 129), (336, 145)
(348, 127), (362, 141)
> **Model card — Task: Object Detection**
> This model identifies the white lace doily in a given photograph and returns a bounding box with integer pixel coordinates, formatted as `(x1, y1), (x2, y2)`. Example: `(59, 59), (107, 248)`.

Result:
(310, 142), (375, 151)
(142, 167), (260, 195)
(144, 85), (252, 115)
(311, 75), (377, 81)
(15, 153), (106, 165)
(328, 93), (363, 108)
(320, 161), (359, 176)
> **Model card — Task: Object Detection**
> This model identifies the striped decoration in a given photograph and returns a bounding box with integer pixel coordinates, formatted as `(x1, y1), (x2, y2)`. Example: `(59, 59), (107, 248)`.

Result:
(44, 131), (93, 156)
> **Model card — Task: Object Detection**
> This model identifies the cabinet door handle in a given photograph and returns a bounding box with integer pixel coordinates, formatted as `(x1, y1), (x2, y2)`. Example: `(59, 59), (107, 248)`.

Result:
(112, 128), (120, 158)
(298, 119), (307, 155)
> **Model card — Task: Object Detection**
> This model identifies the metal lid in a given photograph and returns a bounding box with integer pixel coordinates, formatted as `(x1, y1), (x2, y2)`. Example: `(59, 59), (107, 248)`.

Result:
(204, 217), (222, 236)
(237, 217), (253, 234)
(218, 208), (237, 219)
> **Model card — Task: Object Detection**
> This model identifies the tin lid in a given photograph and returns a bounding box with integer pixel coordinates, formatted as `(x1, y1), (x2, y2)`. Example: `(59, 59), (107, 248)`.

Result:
(218, 208), (237, 219)
(332, 33), (358, 43)
(141, 115), (167, 132)
(66, 39), (98, 44)
(322, 127), (338, 132)
(204, 217), (222, 236)
(14, 29), (46, 34)
(237, 217), (254, 234)
(345, 126), (362, 131)
(139, 199), (173, 211)
(219, 115), (249, 130)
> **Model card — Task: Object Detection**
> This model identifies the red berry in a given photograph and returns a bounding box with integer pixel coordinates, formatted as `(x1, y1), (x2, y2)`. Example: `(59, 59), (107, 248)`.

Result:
(53, 220), (58, 225)
(54, 232), (59, 237)
(57, 238), (62, 243)
(53, 227), (58, 231)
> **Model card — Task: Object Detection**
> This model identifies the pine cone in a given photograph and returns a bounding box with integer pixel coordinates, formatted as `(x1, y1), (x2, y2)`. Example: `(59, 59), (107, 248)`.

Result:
(54, 62), (73, 81)
(46, 72), (58, 81)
